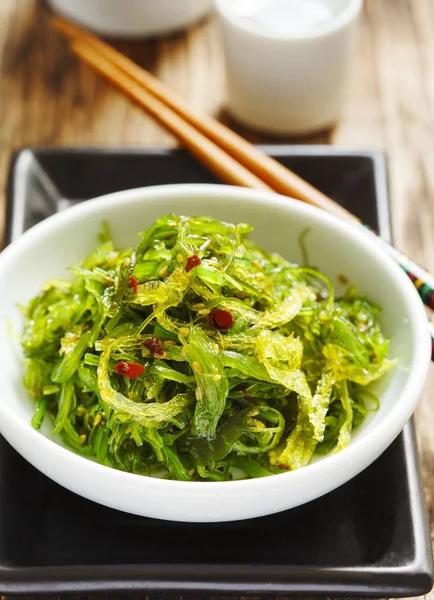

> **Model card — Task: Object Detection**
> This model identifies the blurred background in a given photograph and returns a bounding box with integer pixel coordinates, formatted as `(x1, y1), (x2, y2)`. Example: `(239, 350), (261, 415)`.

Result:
(0, 0), (433, 526)
(2, 1), (433, 255)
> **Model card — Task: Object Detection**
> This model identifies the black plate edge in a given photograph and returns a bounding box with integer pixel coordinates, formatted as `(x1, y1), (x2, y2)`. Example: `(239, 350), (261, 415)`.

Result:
(4, 149), (22, 248)
(0, 561), (431, 597)
(402, 422), (434, 589)
(5, 144), (391, 244)
(2, 146), (433, 597)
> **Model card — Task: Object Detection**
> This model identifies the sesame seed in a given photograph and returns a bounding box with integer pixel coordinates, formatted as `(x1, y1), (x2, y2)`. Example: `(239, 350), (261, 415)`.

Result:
(179, 327), (190, 337)
(187, 468), (195, 477)
(198, 308), (211, 316)
(176, 253), (183, 264)
(268, 450), (277, 465)
(213, 373), (222, 381)
(158, 264), (169, 278)
(93, 414), (102, 427)
(192, 361), (203, 373)
(163, 340), (177, 346)
(79, 434), (87, 445)
(250, 410), (260, 416)
(76, 406), (86, 417)
(195, 387), (202, 401)
(252, 260), (262, 271)
(192, 303), (205, 310)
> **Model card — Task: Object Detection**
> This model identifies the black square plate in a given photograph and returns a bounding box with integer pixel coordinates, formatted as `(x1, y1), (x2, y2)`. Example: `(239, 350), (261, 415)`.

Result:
(3, 146), (433, 597)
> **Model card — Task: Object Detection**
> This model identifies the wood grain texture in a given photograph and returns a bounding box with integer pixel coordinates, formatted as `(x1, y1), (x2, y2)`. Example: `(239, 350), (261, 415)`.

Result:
(0, 1), (433, 599)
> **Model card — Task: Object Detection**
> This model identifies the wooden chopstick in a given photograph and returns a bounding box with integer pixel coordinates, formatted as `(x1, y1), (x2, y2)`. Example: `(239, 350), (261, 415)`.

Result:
(70, 39), (271, 192)
(51, 16), (355, 223)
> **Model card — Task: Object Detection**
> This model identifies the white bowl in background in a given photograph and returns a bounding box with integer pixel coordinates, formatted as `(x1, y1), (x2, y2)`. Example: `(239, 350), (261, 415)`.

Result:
(0, 184), (430, 522)
(47, 0), (214, 39)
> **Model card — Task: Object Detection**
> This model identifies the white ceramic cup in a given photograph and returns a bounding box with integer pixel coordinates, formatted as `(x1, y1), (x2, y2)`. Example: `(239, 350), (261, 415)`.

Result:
(216, 0), (363, 135)
(48, 0), (214, 39)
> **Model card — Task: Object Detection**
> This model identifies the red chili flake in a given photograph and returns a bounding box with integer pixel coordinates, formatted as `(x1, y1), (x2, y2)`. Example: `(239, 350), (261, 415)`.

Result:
(141, 336), (165, 357)
(114, 361), (144, 379)
(208, 308), (234, 331)
(279, 464), (290, 471)
(185, 254), (201, 273)
(129, 276), (138, 294)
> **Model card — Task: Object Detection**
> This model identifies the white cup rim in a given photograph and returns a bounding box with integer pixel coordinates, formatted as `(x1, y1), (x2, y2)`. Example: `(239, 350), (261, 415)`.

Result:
(216, 0), (363, 41)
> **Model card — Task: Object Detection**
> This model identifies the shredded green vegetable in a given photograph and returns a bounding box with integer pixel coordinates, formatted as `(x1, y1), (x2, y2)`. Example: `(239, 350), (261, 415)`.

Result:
(21, 214), (394, 481)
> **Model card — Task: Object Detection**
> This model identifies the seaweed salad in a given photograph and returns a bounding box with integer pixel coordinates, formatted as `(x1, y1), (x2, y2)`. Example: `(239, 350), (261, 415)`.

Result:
(21, 214), (394, 481)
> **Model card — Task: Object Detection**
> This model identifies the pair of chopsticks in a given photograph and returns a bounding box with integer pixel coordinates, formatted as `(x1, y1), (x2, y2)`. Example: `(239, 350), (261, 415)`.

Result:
(51, 16), (434, 359)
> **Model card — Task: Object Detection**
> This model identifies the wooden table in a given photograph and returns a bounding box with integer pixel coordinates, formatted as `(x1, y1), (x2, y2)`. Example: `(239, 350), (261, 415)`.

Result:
(0, 1), (433, 599)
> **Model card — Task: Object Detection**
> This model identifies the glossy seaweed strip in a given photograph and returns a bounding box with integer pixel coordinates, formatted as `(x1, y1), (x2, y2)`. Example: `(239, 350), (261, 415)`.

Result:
(21, 214), (394, 480)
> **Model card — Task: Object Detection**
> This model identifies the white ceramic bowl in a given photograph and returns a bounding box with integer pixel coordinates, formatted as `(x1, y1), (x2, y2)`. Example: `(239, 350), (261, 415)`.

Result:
(47, 0), (214, 39)
(0, 184), (430, 522)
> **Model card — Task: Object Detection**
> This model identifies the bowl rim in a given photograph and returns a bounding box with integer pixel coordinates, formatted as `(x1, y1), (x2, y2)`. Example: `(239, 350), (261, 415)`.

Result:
(0, 183), (430, 493)
(216, 0), (363, 42)
(47, 0), (214, 39)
